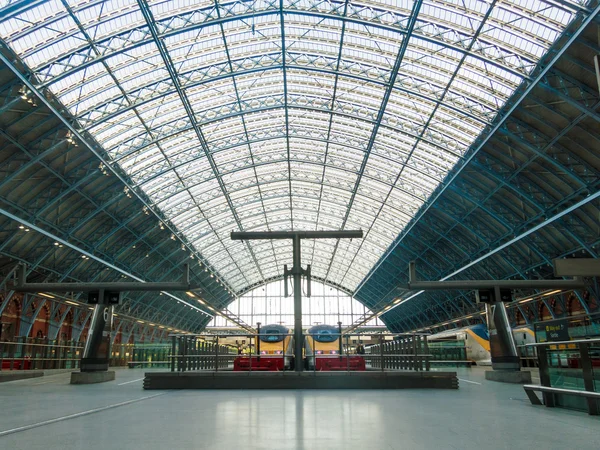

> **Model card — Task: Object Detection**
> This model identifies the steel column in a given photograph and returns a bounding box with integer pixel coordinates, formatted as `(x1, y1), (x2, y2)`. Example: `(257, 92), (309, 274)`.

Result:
(292, 235), (303, 372)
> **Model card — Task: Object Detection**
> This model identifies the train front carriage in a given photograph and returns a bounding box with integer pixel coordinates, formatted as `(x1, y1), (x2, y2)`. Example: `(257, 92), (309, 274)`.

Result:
(233, 324), (293, 371)
(305, 324), (366, 371)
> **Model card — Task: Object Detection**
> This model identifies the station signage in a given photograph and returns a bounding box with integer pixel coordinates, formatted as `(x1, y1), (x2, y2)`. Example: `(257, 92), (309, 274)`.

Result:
(476, 288), (512, 303)
(536, 318), (570, 342)
(87, 291), (100, 304)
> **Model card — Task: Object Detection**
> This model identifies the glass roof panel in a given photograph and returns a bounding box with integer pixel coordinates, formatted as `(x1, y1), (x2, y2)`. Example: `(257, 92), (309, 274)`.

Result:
(0, 0), (582, 294)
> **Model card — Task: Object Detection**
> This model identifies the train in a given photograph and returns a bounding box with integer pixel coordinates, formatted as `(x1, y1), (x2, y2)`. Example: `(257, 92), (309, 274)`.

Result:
(233, 324), (293, 371)
(304, 324), (366, 371)
(427, 324), (536, 366)
(233, 323), (366, 371)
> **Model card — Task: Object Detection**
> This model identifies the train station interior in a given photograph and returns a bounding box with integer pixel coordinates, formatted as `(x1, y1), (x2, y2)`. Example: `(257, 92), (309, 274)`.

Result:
(0, 0), (599, 448)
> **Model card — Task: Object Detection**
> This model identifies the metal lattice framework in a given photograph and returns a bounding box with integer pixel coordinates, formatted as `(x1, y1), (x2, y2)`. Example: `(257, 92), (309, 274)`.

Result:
(0, 0), (598, 334)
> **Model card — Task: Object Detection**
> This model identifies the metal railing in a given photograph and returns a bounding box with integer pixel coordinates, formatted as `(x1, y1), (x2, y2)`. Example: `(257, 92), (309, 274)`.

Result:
(170, 335), (236, 372)
(0, 337), (83, 370)
(366, 334), (431, 371)
(517, 344), (538, 368)
(525, 338), (600, 414)
(167, 332), (432, 373)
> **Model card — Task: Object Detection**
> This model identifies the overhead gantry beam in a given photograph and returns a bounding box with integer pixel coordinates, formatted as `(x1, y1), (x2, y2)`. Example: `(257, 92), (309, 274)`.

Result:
(231, 230), (364, 240)
(405, 261), (587, 291)
(15, 263), (193, 293)
(231, 229), (363, 371)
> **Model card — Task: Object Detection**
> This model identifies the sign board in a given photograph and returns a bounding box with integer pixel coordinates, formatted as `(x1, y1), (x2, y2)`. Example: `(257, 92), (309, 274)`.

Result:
(536, 318), (570, 342)
(553, 258), (600, 277)
(476, 289), (494, 303)
(499, 289), (512, 303)
(477, 289), (512, 303)
(106, 291), (121, 305)
(87, 291), (100, 304)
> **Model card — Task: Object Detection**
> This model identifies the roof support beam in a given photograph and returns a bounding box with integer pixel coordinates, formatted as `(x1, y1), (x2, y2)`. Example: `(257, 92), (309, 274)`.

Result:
(354, 3), (600, 295)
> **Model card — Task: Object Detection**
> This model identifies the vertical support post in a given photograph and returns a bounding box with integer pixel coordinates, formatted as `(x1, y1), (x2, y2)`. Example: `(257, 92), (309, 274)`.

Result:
(181, 336), (187, 372)
(537, 345), (555, 407)
(413, 334), (418, 372)
(579, 343), (599, 415)
(345, 334), (350, 372)
(256, 322), (261, 361)
(81, 290), (113, 372)
(338, 322), (343, 358)
(424, 334), (430, 372)
(215, 336), (219, 372)
(487, 290), (519, 371)
(379, 334), (384, 372)
(292, 235), (303, 372)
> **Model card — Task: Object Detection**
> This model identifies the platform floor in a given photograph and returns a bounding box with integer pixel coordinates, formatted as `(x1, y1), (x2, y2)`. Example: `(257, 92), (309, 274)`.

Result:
(0, 367), (597, 450)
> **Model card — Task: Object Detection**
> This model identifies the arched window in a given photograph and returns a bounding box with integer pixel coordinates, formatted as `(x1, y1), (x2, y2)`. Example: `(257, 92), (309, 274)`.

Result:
(207, 280), (379, 329)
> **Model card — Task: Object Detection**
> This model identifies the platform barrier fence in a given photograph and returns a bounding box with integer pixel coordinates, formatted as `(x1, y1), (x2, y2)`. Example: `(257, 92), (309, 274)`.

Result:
(0, 337), (83, 370)
(524, 338), (600, 415)
(166, 332), (433, 373)
(366, 334), (432, 371)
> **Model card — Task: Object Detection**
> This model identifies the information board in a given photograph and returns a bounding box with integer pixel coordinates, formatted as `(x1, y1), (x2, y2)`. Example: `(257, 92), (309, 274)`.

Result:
(535, 318), (569, 342)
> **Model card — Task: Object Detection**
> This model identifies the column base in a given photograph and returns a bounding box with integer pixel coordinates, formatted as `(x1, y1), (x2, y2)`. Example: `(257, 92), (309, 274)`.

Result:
(485, 370), (531, 384)
(70, 370), (115, 384)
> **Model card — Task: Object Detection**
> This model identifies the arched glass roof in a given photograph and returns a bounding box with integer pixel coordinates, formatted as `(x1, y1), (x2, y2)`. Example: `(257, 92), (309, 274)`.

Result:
(0, 0), (582, 295)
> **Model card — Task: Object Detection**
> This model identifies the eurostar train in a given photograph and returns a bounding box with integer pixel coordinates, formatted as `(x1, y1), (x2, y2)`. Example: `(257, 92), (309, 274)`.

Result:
(233, 324), (293, 371)
(427, 324), (535, 366)
(305, 324), (366, 371)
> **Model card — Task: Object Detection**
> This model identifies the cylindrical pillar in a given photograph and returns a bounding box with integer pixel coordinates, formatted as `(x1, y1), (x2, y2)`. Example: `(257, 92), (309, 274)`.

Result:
(337, 322), (343, 357)
(293, 235), (304, 372)
(81, 290), (113, 372)
(256, 322), (261, 360)
(486, 293), (519, 371)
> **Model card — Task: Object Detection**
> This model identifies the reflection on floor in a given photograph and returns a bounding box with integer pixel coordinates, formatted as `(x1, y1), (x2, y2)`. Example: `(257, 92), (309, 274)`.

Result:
(0, 367), (597, 450)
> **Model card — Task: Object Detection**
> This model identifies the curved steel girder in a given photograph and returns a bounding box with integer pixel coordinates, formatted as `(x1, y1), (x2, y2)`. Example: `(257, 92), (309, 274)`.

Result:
(1, 39), (244, 296)
(136, 0), (268, 289)
(119, 122), (453, 186)
(28, 4), (537, 91)
(339, 0), (503, 287)
(336, 157), (521, 287)
(234, 272), (355, 299)
(0, 208), (221, 328)
(132, 137), (446, 201)
(212, 3), (283, 283)
(356, 141), (593, 307)
(511, 98), (600, 179)
(211, 239), (377, 285)
(384, 233), (596, 332)
(48, 305), (74, 340)
(341, 222), (458, 288)
(538, 72), (600, 122)
(145, 159), (429, 214)
(85, 67), (486, 148)
(498, 121), (588, 188)
(351, 7), (600, 300)
(160, 186), (416, 232)
(388, 237), (596, 332)
(152, 178), (426, 232)
(114, 108), (461, 171)
(0, 129), (233, 296)
(0, 133), (182, 276)
(356, 187), (588, 326)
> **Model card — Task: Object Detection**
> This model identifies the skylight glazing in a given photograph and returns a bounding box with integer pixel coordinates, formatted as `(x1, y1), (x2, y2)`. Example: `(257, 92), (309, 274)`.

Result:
(206, 279), (383, 328)
(0, 0), (586, 295)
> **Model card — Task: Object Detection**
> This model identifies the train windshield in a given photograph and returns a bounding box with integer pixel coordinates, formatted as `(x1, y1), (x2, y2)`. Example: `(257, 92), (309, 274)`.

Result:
(259, 325), (288, 343)
(309, 325), (339, 343)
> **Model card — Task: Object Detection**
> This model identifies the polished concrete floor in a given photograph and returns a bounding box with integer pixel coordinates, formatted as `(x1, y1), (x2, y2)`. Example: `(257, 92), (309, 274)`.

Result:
(0, 367), (598, 450)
